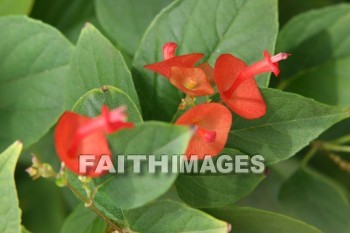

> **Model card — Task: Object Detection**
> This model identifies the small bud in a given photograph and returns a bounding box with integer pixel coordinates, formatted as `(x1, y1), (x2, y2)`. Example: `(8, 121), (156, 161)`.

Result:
(55, 175), (68, 187)
(39, 163), (56, 178)
(26, 154), (56, 179)
(26, 167), (40, 180)
(78, 175), (91, 184)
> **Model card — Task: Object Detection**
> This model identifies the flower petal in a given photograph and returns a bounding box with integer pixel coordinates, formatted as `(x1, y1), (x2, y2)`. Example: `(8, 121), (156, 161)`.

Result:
(163, 42), (178, 60)
(54, 112), (111, 177)
(176, 103), (232, 159)
(144, 53), (204, 78)
(198, 62), (215, 84)
(170, 67), (215, 96)
(214, 54), (266, 119)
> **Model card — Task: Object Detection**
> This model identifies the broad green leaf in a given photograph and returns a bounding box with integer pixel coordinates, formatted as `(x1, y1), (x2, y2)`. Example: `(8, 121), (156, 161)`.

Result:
(0, 141), (23, 233)
(0, 0), (33, 16)
(206, 206), (322, 233)
(65, 171), (126, 227)
(276, 4), (350, 106)
(125, 200), (229, 233)
(95, 0), (173, 55)
(279, 168), (350, 233)
(31, 0), (97, 43)
(65, 23), (140, 110)
(61, 205), (107, 233)
(0, 16), (73, 152)
(237, 158), (300, 212)
(72, 86), (142, 123)
(133, 0), (278, 121)
(227, 88), (350, 164)
(176, 148), (264, 208)
(94, 122), (192, 210)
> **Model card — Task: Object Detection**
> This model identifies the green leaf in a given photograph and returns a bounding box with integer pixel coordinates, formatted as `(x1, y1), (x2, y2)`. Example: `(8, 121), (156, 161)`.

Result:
(93, 122), (192, 209)
(65, 171), (126, 227)
(0, 0), (34, 16)
(227, 88), (350, 164)
(237, 158), (300, 212)
(0, 141), (23, 233)
(279, 168), (350, 233)
(0, 16), (74, 151)
(125, 200), (229, 233)
(30, 0), (97, 43)
(95, 0), (173, 55)
(206, 206), (322, 233)
(176, 148), (264, 208)
(61, 205), (107, 233)
(65, 23), (140, 110)
(72, 85), (142, 123)
(133, 0), (278, 121)
(276, 4), (350, 106)
(278, 0), (345, 26)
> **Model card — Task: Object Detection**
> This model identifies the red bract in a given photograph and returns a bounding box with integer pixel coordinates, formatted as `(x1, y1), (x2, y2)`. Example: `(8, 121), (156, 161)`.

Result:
(144, 42), (214, 96)
(175, 103), (232, 159)
(214, 50), (290, 119)
(54, 106), (133, 177)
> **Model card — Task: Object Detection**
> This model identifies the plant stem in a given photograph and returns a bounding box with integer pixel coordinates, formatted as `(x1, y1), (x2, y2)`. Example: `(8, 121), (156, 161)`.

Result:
(322, 143), (350, 153)
(301, 142), (319, 167)
(170, 108), (181, 123)
(65, 182), (123, 232)
(329, 135), (350, 145)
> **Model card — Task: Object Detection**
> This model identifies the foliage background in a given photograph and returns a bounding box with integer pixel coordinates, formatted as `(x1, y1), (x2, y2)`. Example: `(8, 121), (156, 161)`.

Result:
(1, 0), (350, 233)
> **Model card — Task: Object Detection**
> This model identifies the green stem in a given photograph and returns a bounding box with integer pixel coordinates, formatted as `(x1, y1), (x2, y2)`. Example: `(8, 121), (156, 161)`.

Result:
(322, 143), (350, 153)
(329, 135), (350, 145)
(301, 143), (319, 167)
(65, 182), (123, 232)
(170, 108), (181, 123)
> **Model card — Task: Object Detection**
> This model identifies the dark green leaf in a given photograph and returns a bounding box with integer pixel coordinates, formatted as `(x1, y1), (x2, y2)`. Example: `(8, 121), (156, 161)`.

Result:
(30, 0), (97, 43)
(0, 0), (34, 16)
(72, 86), (142, 123)
(279, 168), (350, 233)
(0, 16), (73, 151)
(227, 88), (350, 164)
(65, 23), (140, 110)
(17, 177), (68, 233)
(133, 0), (278, 120)
(65, 171), (126, 227)
(276, 4), (350, 106)
(278, 0), (346, 26)
(94, 122), (192, 209)
(95, 0), (173, 55)
(125, 200), (229, 233)
(176, 148), (264, 208)
(60, 205), (107, 233)
(0, 141), (23, 233)
(206, 206), (322, 233)
(237, 159), (300, 212)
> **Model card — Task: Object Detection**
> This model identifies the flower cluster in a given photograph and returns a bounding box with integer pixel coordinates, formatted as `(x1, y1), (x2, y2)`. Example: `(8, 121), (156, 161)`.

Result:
(54, 42), (289, 177)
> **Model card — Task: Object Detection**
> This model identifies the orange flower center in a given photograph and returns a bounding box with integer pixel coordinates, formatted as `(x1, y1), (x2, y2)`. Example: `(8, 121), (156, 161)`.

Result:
(184, 76), (198, 89)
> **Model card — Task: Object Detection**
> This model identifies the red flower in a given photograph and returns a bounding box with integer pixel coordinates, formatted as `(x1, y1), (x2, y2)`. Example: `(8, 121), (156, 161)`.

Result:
(54, 106), (133, 177)
(214, 50), (290, 119)
(145, 42), (214, 96)
(175, 103), (232, 159)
